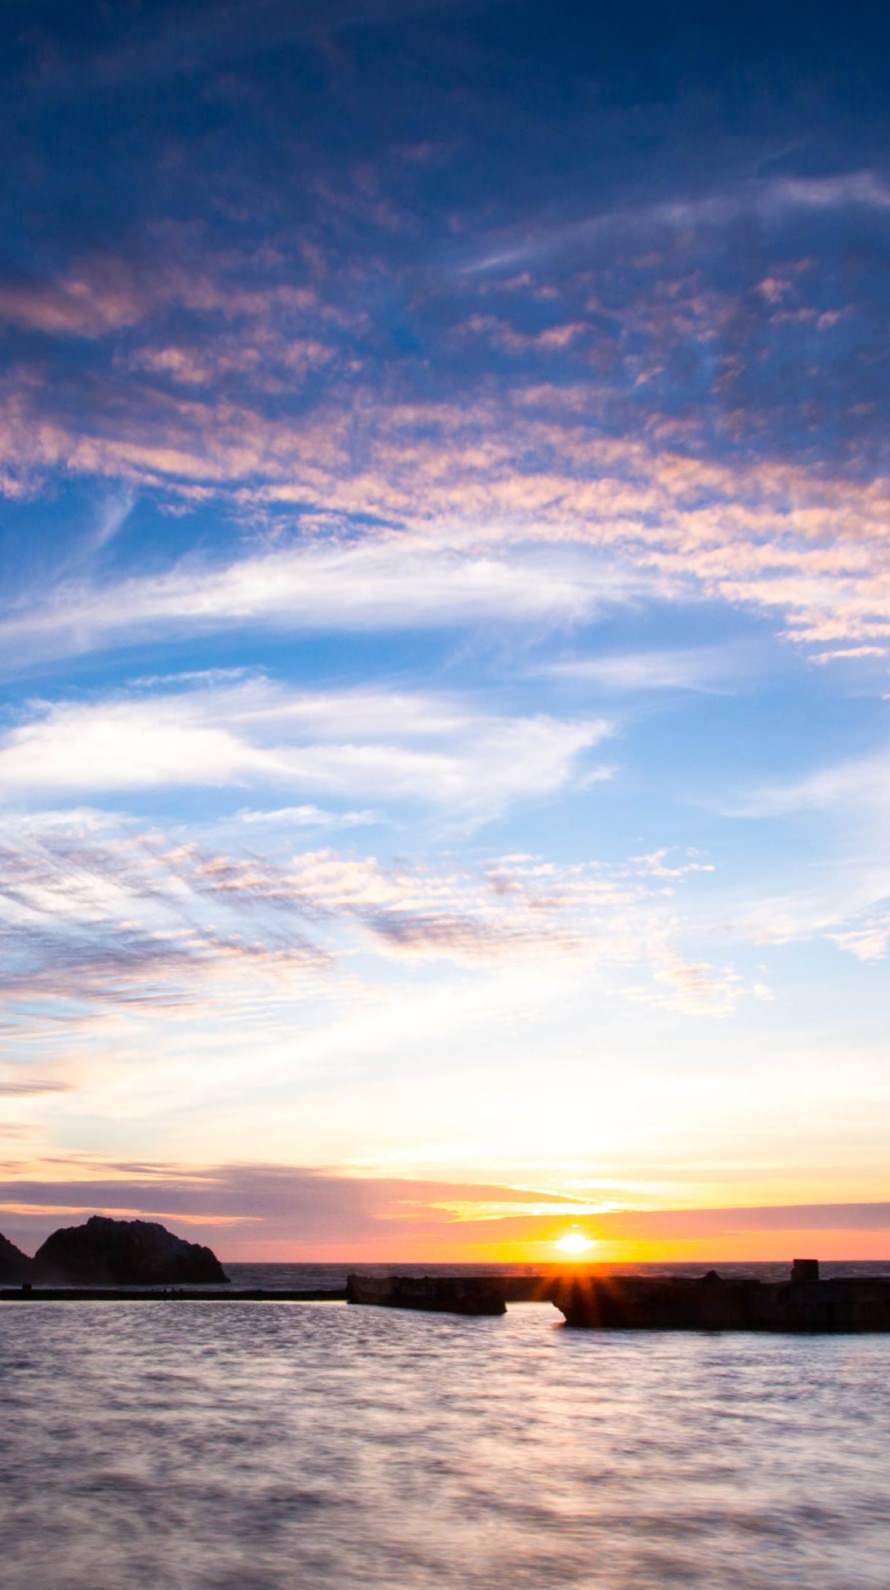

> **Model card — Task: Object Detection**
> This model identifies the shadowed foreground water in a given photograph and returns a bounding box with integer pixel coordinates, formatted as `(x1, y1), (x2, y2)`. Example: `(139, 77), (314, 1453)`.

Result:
(2, 1299), (890, 1589)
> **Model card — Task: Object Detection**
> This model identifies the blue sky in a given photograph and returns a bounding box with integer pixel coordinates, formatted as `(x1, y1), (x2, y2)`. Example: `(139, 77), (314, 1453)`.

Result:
(2, 0), (890, 1259)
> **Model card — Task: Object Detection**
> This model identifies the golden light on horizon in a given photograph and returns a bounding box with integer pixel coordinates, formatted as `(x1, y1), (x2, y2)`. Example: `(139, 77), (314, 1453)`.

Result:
(555, 1230), (595, 1257)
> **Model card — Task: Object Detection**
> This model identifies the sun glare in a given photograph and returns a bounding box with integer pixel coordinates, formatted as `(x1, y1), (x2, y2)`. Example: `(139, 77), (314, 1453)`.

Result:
(556, 1230), (595, 1257)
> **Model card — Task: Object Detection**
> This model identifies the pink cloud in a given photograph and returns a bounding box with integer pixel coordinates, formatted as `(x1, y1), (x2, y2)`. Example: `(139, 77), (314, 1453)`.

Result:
(4, 1154), (890, 1258)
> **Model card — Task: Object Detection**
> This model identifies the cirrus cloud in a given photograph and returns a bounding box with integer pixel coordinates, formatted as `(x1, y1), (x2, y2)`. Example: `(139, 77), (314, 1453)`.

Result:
(0, 676), (613, 822)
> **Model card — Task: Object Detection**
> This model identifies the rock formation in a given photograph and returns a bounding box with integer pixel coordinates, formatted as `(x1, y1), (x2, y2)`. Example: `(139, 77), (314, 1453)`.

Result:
(0, 1231), (32, 1282)
(33, 1215), (228, 1285)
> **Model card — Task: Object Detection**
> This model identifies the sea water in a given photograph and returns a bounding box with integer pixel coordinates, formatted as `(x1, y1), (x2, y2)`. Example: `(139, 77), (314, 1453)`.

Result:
(2, 1266), (890, 1588)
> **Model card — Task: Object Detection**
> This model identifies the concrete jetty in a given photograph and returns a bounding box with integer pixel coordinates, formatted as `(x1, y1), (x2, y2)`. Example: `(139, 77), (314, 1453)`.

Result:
(0, 1286), (345, 1303)
(346, 1273), (506, 1314)
(550, 1261), (890, 1332)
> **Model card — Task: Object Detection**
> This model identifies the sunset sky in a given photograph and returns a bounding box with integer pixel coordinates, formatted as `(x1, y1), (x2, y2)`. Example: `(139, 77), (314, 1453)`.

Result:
(2, 0), (890, 1261)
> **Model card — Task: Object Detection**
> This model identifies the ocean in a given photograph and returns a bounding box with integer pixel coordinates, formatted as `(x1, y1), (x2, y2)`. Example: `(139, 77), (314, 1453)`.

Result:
(2, 1263), (890, 1588)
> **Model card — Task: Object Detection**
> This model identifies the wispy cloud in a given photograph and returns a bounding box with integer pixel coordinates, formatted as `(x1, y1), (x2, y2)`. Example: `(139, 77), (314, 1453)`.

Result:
(466, 171), (890, 273)
(0, 677), (612, 822)
(542, 643), (755, 693)
(4, 401), (890, 665)
(0, 538), (643, 669)
(0, 1079), (72, 1097)
(736, 747), (890, 818)
(87, 488), (135, 555)
(237, 804), (377, 829)
(0, 806), (744, 1069)
(4, 1153), (890, 1256)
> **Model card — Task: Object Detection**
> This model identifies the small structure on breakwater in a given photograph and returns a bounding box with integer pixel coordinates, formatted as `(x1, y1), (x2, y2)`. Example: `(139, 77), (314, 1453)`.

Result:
(346, 1273), (506, 1315)
(550, 1260), (890, 1332)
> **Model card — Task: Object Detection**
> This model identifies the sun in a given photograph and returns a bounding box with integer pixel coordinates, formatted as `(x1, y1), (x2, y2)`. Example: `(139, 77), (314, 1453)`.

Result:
(555, 1230), (595, 1257)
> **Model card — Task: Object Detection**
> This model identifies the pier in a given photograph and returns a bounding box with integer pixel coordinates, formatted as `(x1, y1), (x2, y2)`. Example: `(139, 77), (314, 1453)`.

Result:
(0, 1286), (345, 1303)
(550, 1262), (890, 1332)
(345, 1273), (507, 1314)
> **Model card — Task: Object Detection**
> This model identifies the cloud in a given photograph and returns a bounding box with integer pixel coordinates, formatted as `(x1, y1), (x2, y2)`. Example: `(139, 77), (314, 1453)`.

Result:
(0, 677), (611, 823)
(0, 270), (148, 337)
(2, 187), (890, 670)
(0, 1079), (72, 1097)
(0, 1159), (615, 1253)
(649, 953), (742, 1017)
(0, 807), (332, 1017)
(0, 808), (743, 1050)
(0, 8), (888, 679)
(122, 336), (337, 391)
(0, 537), (646, 669)
(631, 849), (715, 880)
(737, 747), (890, 818)
(0, 531), (645, 667)
(4, 1153), (890, 1256)
(238, 804), (377, 829)
(543, 643), (754, 693)
(466, 171), (890, 273)
(87, 488), (135, 554)
(4, 384), (890, 666)
(827, 918), (890, 963)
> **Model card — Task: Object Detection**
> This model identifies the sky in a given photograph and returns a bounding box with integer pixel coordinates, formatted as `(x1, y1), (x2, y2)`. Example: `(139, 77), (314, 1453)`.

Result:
(2, 0), (890, 1262)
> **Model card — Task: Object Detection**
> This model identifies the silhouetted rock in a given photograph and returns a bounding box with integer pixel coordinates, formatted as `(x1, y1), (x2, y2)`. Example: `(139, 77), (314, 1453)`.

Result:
(33, 1216), (228, 1285)
(0, 1231), (32, 1282)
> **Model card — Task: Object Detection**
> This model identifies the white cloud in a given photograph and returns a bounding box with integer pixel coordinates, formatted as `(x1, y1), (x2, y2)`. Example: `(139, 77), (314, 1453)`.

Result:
(632, 848), (715, 879)
(543, 643), (752, 693)
(467, 170), (890, 272)
(736, 748), (890, 818)
(89, 488), (135, 554)
(0, 677), (612, 822)
(0, 809), (746, 1035)
(0, 538), (642, 670)
(238, 804), (376, 828)
(4, 390), (890, 673)
(827, 920), (890, 963)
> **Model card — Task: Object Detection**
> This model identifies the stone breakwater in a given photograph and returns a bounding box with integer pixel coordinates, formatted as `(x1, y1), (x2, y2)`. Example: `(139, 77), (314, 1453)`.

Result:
(346, 1272), (507, 1314)
(0, 1286), (343, 1303)
(343, 1261), (890, 1329)
(550, 1265), (890, 1331)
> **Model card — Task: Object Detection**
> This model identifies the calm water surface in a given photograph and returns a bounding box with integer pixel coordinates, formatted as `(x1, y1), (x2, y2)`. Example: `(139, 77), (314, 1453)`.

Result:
(2, 1291), (890, 1588)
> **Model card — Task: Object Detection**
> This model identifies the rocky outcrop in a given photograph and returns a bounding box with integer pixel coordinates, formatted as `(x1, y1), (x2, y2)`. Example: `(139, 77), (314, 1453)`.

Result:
(0, 1231), (32, 1282)
(32, 1216), (228, 1285)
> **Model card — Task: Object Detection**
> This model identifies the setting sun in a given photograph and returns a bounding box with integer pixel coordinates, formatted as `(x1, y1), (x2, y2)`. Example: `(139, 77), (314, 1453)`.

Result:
(555, 1231), (595, 1257)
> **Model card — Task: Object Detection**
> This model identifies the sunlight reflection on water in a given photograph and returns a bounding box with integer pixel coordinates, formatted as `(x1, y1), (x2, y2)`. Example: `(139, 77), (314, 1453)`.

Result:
(2, 1299), (890, 1588)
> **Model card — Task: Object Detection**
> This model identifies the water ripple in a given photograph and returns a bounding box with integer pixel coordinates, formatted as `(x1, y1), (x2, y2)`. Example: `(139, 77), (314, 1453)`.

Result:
(2, 1301), (890, 1588)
